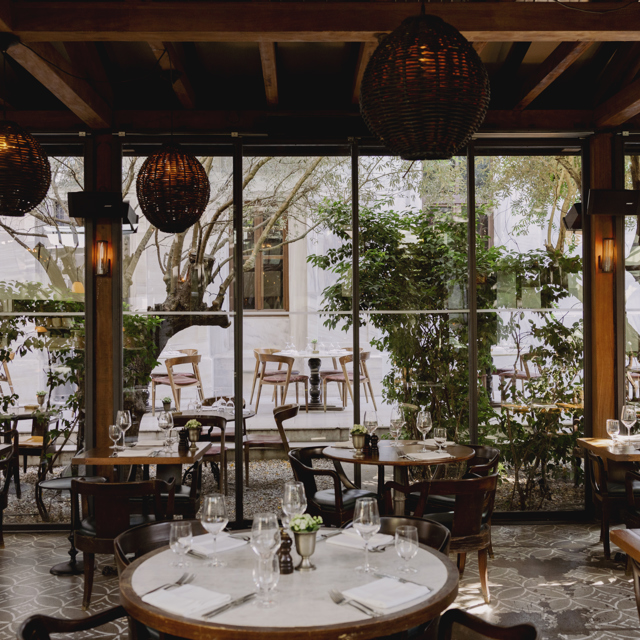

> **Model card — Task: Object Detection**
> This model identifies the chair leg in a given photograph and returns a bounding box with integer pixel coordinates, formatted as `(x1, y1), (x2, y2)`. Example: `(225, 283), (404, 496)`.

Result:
(151, 381), (156, 416)
(255, 380), (264, 413)
(175, 388), (181, 413)
(296, 383), (299, 405)
(457, 552), (467, 576)
(368, 380), (377, 410)
(478, 548), (490, 604)
(323, 379), (328, 412)
(305, 381), (308, 413)
(250, 362), (259, 405)
(13, 459), (20, 499)
(82, 551), (95, 610)
(602, 505), (611, 559)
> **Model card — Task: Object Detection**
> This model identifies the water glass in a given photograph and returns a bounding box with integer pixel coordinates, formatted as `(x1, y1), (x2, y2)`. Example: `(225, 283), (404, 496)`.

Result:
(433, 428), (447, 452)
(169, 521), (193, 567)
(364, 411), (378, 436)
(116, 410), (132, 448)
(108, 424), (123, 451)
(389, 404), (403, 448)
(395, 525), (419, 573)
(353, 497), (381, 574)
(416, 411), (432, 451)
(201, 494), (229, 567)
(251, 513), (281, 559)
(282, 480), (306, 527)
(621, 405), (637, 440)
(252, 555), (279, 608)
(606, 419), (620, 446)
(158, 410), (174, 452)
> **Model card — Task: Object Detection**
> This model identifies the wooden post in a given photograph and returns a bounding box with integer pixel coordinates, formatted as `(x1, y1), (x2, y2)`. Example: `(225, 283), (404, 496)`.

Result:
(588, 133), (617, 438)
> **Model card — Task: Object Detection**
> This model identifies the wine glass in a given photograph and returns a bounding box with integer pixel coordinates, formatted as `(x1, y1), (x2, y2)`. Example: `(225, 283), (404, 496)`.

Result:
(282, 480), (306, 528)
(200, 494), (229, 567)
(389, 404), (403, 448)
(621, 405), (637, 441)
(433, 427), (447, 452)
(606, 419), (620, 447)
(108, 424), (123, 452)
(353, 496), (380, 574)
(416, 411), (432, 451)
(395, 525), (419, 574)
(169, 521), (192, 567)
(364, 411), (378, 437)
(251, 513), (281, 559)
(116, 410), (132, 448)
(252, 555), (279, 608)
(165, 428), (177, 452)
(157, 411), (174, 452)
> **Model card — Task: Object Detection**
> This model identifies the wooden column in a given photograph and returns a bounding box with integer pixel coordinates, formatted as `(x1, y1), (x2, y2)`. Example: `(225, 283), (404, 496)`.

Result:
(84, 133), (123, 452)
(588, 133), (617, 438)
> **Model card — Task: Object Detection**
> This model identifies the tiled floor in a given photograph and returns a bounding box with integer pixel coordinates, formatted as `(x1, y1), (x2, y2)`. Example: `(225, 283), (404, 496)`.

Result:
(0, 524), (638, 640)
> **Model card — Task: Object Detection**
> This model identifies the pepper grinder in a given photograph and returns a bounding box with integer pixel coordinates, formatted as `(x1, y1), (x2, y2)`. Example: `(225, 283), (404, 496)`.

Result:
(363, 433), (371, 456)
(371, 433), (379, 454)
(278, 529), (294, 574)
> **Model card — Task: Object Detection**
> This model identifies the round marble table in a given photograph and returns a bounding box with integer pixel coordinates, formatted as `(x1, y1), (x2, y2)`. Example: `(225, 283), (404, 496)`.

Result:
(120, 534), (459, 640)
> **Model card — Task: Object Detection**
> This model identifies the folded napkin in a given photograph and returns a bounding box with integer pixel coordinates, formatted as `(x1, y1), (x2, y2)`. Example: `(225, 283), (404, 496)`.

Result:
(142, 583), (230, 616)
(343, 577), (430, 610)
(404, 451), (453, 462)
(115, 448), (156, 457)
(330, 441), (353, 449)
(326, 529), (393, 550)
(190, 532), (247, 555)
(422, 439), (455, 447)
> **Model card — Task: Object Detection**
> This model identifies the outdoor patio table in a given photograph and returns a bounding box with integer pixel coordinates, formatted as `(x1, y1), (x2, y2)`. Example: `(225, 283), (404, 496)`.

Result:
(274, 350), (350, 410)
(119, 529), (459, 640)
(324, 441), (474, 515)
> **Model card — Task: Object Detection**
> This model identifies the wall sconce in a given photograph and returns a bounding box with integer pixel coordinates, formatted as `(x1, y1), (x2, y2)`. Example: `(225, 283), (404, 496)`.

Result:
(96, 240), (110, 276)
(599, 238), (614, 273)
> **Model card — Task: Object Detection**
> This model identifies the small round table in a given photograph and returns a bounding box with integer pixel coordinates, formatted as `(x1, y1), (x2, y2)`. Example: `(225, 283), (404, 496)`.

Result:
(120, 535), (459, 640)
(323, 441), (475, 515)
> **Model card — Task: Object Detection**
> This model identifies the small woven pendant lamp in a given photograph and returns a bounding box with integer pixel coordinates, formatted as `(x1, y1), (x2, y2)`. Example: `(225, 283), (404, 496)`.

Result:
(136, 143), (210, 234)
(360, 5), (490, 161)
(0, 120), (51, 216)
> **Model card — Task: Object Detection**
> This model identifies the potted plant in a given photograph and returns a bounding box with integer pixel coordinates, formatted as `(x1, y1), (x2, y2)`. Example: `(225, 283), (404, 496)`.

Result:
(162, 396), (172, 412)
(290, 514), (323, 572)
(185, 419), (202, 450)
(350, 424), (367, 457)
(36, 390), (47, 407)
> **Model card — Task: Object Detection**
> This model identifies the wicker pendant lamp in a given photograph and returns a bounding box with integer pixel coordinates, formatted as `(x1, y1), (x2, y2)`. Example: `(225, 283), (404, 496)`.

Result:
(360, 6), (490, 161)
(136, 144), (210, 234)
(0, 120), (51, 216)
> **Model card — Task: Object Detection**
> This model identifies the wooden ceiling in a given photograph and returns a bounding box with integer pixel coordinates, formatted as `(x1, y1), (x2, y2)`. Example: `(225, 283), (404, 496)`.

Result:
(2, 1), (640, 140)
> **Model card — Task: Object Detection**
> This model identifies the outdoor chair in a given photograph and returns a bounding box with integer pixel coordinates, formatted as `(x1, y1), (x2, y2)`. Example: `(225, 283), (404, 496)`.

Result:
(437, 609), (538, 640)
(72, 478), (175, 609)
(0, 430), (16, 549)
(322, 351), (376, 411)
(250, 348), (300, 405)
(498, 353), (542, 402)
(288, 446), (377, 527)
(255, 353), (308, 413)
(151, 353), (204, 414)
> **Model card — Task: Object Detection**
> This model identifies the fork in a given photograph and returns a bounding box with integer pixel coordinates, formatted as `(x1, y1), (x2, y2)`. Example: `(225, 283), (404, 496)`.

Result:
(328, 589), (380, 617)
(140, 571), (195, 597)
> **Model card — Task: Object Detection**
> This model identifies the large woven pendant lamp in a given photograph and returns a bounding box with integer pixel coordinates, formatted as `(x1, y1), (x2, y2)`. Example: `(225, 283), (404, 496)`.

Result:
(0, 120), (51, 216)
(136, 144), (210, 234)
(360, 5), (490, 160)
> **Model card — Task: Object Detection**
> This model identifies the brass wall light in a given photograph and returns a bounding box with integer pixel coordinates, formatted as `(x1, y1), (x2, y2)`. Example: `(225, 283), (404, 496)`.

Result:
(96, 240), (110, 276)
(599, 238), (614, 273)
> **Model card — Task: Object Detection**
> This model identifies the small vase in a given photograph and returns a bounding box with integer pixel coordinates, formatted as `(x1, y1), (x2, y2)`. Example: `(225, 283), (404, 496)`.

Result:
(187, 428), (201, 451)
(293, 531), (317, 572)
(36, 395), (45, 407)
(162, 402), (171, 412)
(352, 433), (366, 458)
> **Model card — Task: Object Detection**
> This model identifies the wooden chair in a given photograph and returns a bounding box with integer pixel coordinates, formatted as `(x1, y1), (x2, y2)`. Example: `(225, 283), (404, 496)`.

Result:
(322, 351), (377, 411)
(610, 527), (640, 624)
(255, 353), (308, 413)
(250, 348), (300, 405)
(18, 605), (132, 640)
(151, 352), (203, 414)
(0, 430), (16, 549)
(0, 352), (14, 395)
(498, 353), (541, 402)
(72, 478), (175, 609)
(244, 404), (298, 486)
(18, 414), (59, 473)
(384, 474), (498, 603)
(288, 446), (377, 527)
(437, 609), (538, 640)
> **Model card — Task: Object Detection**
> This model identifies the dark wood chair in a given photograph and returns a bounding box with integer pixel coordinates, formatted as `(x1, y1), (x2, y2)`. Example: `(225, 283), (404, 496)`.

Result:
(72, 477), (175, 609)
(244, 403), (298, 486)
(437, 609), (538, 640)
(288, 446), (377, 527)
(18, 414), (58, 473)
(384, 473), (498, 603)
(18, 605), (133, 640)
(115, 518), (208, 575)
(0, 430), (16, 549)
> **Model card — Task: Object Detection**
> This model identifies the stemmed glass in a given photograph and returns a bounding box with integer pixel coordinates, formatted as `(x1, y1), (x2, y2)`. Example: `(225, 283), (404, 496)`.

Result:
(433, 427), (447, 452)
(353, 496), (380, 574)
(282, 480), (306, 528)
(158, 411), (174, 453)
(395, 525), (419, 573)
(200, 494), (229, 567)
(621, 405), (637, 441)
(251, 513), (281, 559)
(108, 424), (123, 453)
(364, 411), (378, 438)
(116, 410), (132, 448)
(606, 419), (620, 447)
(169, 521), (193, 567)
(252, 554), (279, 608)
(416, 411), (432, 451)
(389, 404), (404, 448)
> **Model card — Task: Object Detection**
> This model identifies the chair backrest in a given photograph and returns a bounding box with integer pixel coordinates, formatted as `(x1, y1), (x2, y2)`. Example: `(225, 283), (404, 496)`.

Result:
(178, 348), (198, 356)
(254, 348), (280, 360)
(586, 449), (607, 496)
(259, 353), (294, 382)
(0, 430), (16, 506)
(114, 518), (207, 575)
(438, 608), (538, 640)
(273, 403), (298, 453)
(288, 446), (327, 499)
(71, 478), (175, 540)
(466, 445), (500, 476)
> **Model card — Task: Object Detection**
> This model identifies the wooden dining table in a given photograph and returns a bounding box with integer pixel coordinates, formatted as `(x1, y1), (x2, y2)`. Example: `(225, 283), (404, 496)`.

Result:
(120, 531), (459, 640)
(577, 437), (640, 463)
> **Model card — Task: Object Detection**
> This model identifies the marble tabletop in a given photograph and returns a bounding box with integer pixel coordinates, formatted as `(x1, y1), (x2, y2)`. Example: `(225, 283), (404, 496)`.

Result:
(275, 350), (350, 359)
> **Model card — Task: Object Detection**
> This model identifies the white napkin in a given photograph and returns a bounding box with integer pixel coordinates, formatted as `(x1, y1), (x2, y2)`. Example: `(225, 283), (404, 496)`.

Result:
(422, 439), (455, 447)
(190, 532), (247, 555)
(326, 529), (393, 550)
(343, 578), (430, 610)
(115, 448), (156, 457)
(142, 583), (230, 616)
(404, 451), (453, 461)
(330, 441), (353, 449)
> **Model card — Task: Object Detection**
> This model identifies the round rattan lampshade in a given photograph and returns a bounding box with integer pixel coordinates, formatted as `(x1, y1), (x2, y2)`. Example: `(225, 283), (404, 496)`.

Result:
(0, 120), (51, 216)
(360, 13), (490, 161)
(136, 144), (210, 234)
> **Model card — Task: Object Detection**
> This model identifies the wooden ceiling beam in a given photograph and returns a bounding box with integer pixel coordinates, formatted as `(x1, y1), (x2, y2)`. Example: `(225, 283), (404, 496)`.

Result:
(352, 41), (376, 105)
(473, 42), (488, 56)
(514, 41), (592, 111)
(6, 42), (111, 129)
(595, 76), (640, 127)
(148, 41), (196, 110)
(12, 3), (640, 43)
(258, 42), (278, 106)
(63, 42), (113, 106)
(594, 42), (640, 105)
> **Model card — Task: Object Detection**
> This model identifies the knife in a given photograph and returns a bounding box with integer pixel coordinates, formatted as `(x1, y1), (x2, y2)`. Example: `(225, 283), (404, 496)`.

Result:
(202, 593), (257, 618)
(373, 572), (428, 587)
